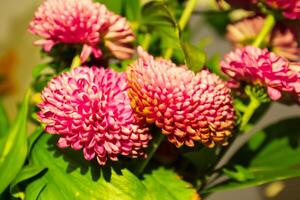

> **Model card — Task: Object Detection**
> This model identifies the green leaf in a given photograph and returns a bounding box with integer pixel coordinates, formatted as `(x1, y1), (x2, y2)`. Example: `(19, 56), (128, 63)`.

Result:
(10, 164), (46, 198)
(32, 64), (51, 80)
(25, 134), (151, 200)
(142, 167), (200, 200)
(0, 100), (9, 147)
(0, 90), (30, 193)
(25, 176), (47, 200)
(204, 117), (300, 193)
(27, 126), (44, 154)
(141, 0), (180, 49)
(206, 54), (226, 78)
(95, 0), (124, 14)
(180, 42), (206, 72)
(223, 165), (254, 182)
(141, 1), (207, 70)
(124, 0), (141, 21)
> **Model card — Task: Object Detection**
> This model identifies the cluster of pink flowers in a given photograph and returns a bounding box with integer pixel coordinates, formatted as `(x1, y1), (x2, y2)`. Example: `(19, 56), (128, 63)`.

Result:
(33, 0), (300, 167)
(221, 46), (300, 102)
(38, 67), (151, 165)
(31, 0), (236, 165)
(29, 0), (135, 62)
(127, 48), (236, 148)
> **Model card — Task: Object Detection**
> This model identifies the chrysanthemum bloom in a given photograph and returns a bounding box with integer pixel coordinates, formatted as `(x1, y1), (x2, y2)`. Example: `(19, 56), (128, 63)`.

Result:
(28, 0), (109, 62)
(38, 66), (151, 165)
(221, 46), (299, 101)
(103, 12), (135, 60)
(271, 26), (300, 61)
(265, 0), (300, 20)
(226, 16), (300, 61)
(227, 17), (265, 47)
(289, 63), (300, 103)
(127, 49), (235, 148)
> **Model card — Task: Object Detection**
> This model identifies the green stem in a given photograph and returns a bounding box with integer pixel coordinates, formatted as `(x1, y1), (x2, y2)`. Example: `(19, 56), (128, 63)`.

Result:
(164, 48), (174, 59)
(240, 97), (261, 132)
(163, 0), (197, 59)
(141, 34), (152, 51)
(178, 0), (198, 30)
(136, 134), (165, 175)
(252, 14), (275, 48)
(70, 55), (81, 69)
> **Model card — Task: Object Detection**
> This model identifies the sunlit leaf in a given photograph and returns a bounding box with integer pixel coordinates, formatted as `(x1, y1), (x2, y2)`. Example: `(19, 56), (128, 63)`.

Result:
(24, 134), (151, 200)
(0, 100), (9, 147)
(0, 90), (31, 193)
(25, 176), (47, 200)
(142, 167), (200, 200)
(27, 126), (44, 154)
(10, 164), (46, 198)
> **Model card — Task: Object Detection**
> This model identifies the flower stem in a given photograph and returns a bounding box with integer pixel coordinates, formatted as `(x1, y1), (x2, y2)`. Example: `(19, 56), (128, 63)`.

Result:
(252, 14), (275, 48)
(240, 97), (261, 132)
(163, 0), (198, 59)
(136, 133), (165, 175)
(178, 0), (198, 30)
(71, 55), (81, 69)
(141, 33), (152, 51)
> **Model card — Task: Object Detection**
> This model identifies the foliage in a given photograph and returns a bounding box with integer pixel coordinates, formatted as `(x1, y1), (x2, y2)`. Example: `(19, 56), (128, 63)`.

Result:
(204, 118), (300, 193)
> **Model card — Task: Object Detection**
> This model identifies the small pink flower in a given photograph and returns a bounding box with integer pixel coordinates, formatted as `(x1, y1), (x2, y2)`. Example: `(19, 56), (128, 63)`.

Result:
(127, 49), (235, 148)
(289, 63), (300, 103)
(29, 0), (109, 62)
(265, 0), (300, 20)
(38, 66), (151, 165)
(226, 16), (300, 61)
(221, 46), (299, 101)
(104, 12), (135, 60)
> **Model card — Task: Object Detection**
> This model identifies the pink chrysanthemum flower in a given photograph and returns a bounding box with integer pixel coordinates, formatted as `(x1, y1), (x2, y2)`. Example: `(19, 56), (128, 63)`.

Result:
(226, 16), (300, 61)
(104, 12), (135, 60)
(289, 63), (300, 103)
(28, 0), (109, 62)
(265, 0), (300, 20)
(38, 66), (151, 165)
(221, 46), (299, 101)
(127, 49), (235, 148)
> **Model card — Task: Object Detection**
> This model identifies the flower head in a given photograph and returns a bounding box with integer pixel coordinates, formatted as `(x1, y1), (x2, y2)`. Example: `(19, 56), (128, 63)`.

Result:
(29, 0), (109, 62)
(29, 0), (136, 62)
(127, 49), (235, 148)
(289, 63), (300, 103)
(265, 0), (300, 20)
(104, 12), (135, 60)
(38, 66), (151, 165)
(226, 16), (300, 61)
(221, 46), (299, 101)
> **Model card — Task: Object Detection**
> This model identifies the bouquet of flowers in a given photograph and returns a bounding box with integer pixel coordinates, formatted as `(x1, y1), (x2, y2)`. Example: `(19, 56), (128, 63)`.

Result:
(0, 0), (299, 199)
